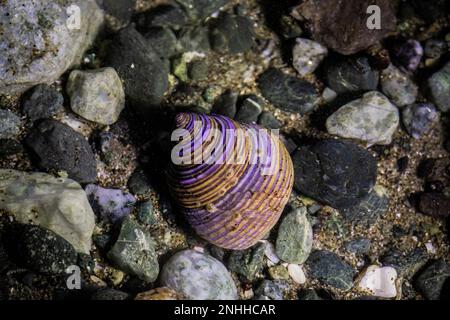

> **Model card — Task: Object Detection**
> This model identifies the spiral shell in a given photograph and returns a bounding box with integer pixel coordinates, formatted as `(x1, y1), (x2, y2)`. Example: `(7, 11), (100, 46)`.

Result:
(168, 113), (294, 250)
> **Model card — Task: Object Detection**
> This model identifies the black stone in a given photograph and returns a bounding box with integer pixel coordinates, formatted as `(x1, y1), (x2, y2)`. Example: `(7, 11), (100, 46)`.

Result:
(340, 188), (389, 226)
(380, 247), (428, 278)
(127, 170), (154, 197)
(258, 68), (319, 114)
(25, 120), (97, 183)
(235, 95), (263, 123)
(212, 90), (238, 118)
(102, 0), (136, 23)
(176, 0), (229, 22)
(136, 4), (188, 31)
(414, 259), (450, 300)
(106, 25), (169, 113)
(326, 56), (379, 94)
(418, 193), (450, 219)
(0, 139), (22, 157)
(144, 27), (178, 59)
(210, 13), (255, 54)
(2, 224), (78, 275)
(298, 289), (322, 300)
(178, 26), (211, 53)
(188, 60), (209, 81)
(258, 111), (281, 129)
(292, 139), (377, 209)
(344, 238), (371, 255)
(227, 243), (265, 281)
(21, 84), (64, 121)
(305, 250), (356, 291)
(91, 289), (130, 300)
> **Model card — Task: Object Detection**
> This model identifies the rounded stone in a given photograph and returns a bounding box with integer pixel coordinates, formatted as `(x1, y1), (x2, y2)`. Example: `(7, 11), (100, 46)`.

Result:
(381, 64), (418, 107)
(21, 84), (64, 121)
(292, 38), (328, 76)
(402, 103), (438, 139)
(160, 250), (238, 300)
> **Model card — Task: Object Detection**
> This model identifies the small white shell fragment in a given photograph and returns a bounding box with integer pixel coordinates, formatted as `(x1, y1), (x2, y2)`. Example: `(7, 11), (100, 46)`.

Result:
(193, 246), (205, 253)
(288, 264), (306, 284)
(263, 241), (280, 264)
(425, 241), (436, 254)
(357, 265), (397, 298)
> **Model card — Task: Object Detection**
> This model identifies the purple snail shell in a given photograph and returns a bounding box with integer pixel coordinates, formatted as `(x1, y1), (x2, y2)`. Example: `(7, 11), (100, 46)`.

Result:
(168, 113), (294, 250)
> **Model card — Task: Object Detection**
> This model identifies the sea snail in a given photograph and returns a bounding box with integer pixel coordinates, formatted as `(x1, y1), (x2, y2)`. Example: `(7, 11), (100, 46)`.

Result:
(168, 113), (294, 250)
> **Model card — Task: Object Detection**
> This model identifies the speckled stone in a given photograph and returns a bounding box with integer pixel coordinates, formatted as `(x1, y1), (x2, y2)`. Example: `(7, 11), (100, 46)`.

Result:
(136, 3), (188, 31)
(428, 62), (450, 112)
(258, 111), (281, 129)
(210, 13), (254, 54)
(254, 280), (288, 300)
(306, 250), (356, 291)
(160, 250), (238, 300)
(344, 238), (371, 255)
(0, 109), (20, 139)
(143, 27), (178, 59)
(380, 247), (428, 278)
(381, 64), (418, 107)
(21, 84), (64, 121)
(176, 0), (229, 22)
(414, 259), (450, 300)
(107, 217), (159, 282)
(392, 39), (423, 72)
(227, 243), (266, 281)
(292, 38), (328, 76)
(275, 207), (312, 264)
(211, 90), (238, 118)
(258, 68), (319, 114)
(235, 95), (263, 123)
(402, 103), (438, 139)
(326, 91), (400, 146)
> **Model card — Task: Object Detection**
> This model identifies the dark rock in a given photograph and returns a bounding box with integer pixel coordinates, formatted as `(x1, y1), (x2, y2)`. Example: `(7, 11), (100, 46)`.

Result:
(227, 243), (265, 281)
(402, 103), (438, 139)
(293, 0), (396, 55)
(428, 62), (450, 112)
(2, 224), (78, 275)
(279, 15), (303, 39)
(0, 139), (23, 157)
(176, 0), (229, 22)
(392, 39), (423, 72)
(424, 40), (447, 59)
(235, 95), (263, 123)
(380, 248), (428, 278)
(178, 26), (211, 53)
(397, 156), (409, 173)
(258, 68), (319, 114)
(305, 250), (356, 291)
(344, 238), (371, 255)
(0, 109), (20, 139)
(188, 60), (209, 81)
(93, 234), (113, 251)
(106, 25), (169, 113)
(414, 259), (450, 300)
(212, 90), (238, 118)
(326, 56), (379, 94)
(21, 84), (64, 121)
(136, 4), (188, 31)
(411, 0), (450, 23)
(91, 289), (130, 300)
(143, 27), (178, 59)
(254, 280), (288, 300)
(417, 193), (450, 219)
(127, 170), (153, 197)
(25, 120), (97, 184)
(258, 111), (281, 129)
(102, 0), (136, 23)
(95, 131), (128, 167)
(210, 13), (254, 54)
(340, 187), (389, 227)
(0, 241), (10, 273)
(136, 201), (156, 225)
(298, 289), (323, 300)
(292, 139), (377, 209)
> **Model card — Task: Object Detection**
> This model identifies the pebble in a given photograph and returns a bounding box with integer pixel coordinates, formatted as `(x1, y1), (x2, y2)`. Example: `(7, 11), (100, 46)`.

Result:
(235, 95), (264, 123)
(25, 120), (97, 184)
(380, 248), (428, 278)
(0, 169), (95, 254)
(402, 103), (438, 139)
(136, 3), (188, 31)
(340, 186), (389, 227)
(381, 64), (418, 107)
(91, 289), (130, 300)
(417, 193), (450, 219)
(414, 259), (450, 300)
(107, 217), (159, 282)
(102, 0), (136, 23)
(144, 28), (178, 59)
(344, 238), (372, 255)
(0, 0), (103, 94)
(288, 264), (307, 284)
(279, 15), (303, 39)
(0, 139), (23, 157)
(66, 68), (125, 125)
(85, 184), (136, 223)
(305, 250), (356, 291)
(160, 249), (238, 300)
(427, 61), (450, 112)
(106, 25), (169, 113)
(127, 170), (154, 197)
(0, 109), (21, 139)
(392, 39), (423, 72)
(292, 0), (396, 55)
(210, 13), (255, 54)
(258, 68), (319, 115)
(275, 207), (313, 264)
(254, 280), (288, 300)
(176, 0), (229, 22)
(136, 201), (156, 226)
(268, 265), (290, 280)
(357, 265), (397, 298)
(326, 56), (379, 94)
(292, 139), (377, 209)
(3, 224), (78, 275)
(178, 26), (211, 53)
(424, 40), (447, 59)
(292, 38), (328, 76)
(188, 60), (209, 81)
(326, 91), (400, 146)
(257, 111), (281, 129)
(21, 84), (64, 121)
(227, 243), (266, 281)
(212, 90), (238, 118)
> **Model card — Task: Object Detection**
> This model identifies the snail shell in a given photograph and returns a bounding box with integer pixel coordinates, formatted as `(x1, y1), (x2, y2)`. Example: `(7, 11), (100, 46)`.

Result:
(168, 113), (294, 250)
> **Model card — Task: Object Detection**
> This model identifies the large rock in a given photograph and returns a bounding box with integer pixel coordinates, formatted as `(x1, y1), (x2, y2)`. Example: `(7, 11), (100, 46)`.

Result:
(326, 91), (400, 146)
(293, 0), (396, 55)
(0, 0), (103, 95)
(381, 64), (418, 107)
(0, 169), (96, 254)
(292, 139), (377, 209)
(25, 120), (97, 184)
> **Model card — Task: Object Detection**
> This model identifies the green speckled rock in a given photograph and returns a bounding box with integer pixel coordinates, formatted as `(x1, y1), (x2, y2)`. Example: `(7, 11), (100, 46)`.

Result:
(428, 62), (450, 112)
(381, 64), (418, 107)
(160, 250), (238, 300)
(326, 91), (399, 146)
(275, 207), (313, 264)
(228, 243), (265, 281)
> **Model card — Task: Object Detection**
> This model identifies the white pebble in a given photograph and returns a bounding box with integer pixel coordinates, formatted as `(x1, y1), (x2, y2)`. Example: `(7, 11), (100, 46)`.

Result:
(263, 241), (280, 264)
(288, 264), (306, 284)
(357, 265), (397, 298)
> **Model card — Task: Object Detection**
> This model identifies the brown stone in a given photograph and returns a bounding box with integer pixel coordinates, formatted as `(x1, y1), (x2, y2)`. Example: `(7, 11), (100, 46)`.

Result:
(418, 193), (450, 219)
(292, 0), (396, 55)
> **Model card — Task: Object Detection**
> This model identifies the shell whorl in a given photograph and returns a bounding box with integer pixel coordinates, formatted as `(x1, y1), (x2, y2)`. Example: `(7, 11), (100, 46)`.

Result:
(168, 113), (294, 250)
